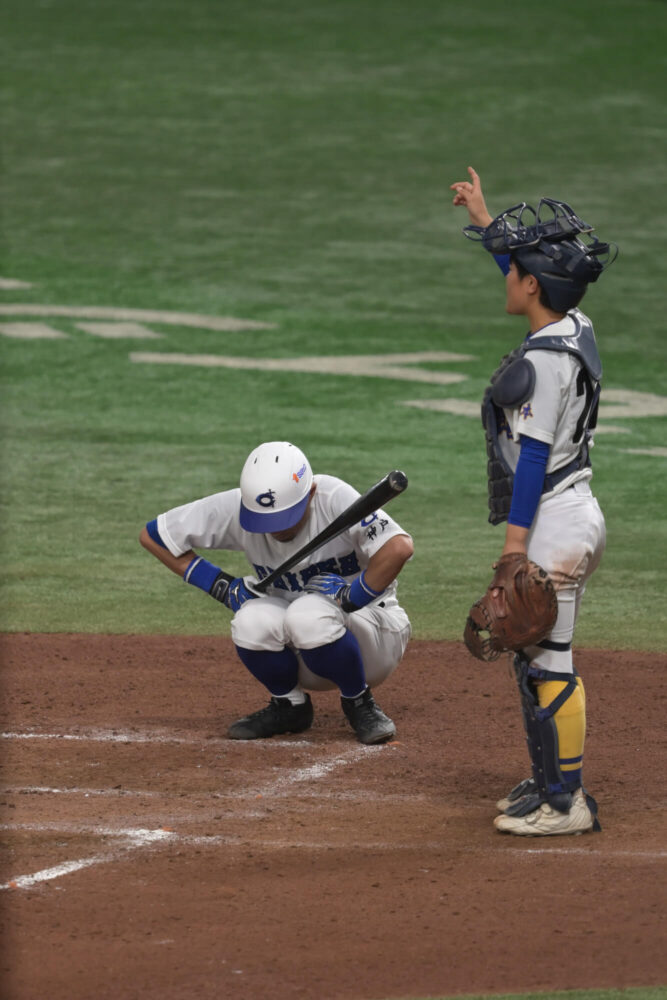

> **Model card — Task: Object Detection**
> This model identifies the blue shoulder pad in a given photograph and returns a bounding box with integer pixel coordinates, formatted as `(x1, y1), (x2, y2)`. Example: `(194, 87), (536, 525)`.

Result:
(491, 357), (536, 409)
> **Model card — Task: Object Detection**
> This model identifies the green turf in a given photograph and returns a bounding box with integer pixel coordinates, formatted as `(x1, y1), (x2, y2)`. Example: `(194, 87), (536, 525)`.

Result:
(1, 0), (666, 648)
(394, 990), (667, 1000)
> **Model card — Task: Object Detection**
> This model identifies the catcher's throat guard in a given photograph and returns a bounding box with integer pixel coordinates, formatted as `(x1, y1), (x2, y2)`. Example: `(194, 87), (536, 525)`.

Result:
(464, 553), (558, 662)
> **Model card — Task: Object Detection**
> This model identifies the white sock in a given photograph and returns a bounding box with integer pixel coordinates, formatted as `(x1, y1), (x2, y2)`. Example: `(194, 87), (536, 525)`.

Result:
(281, 686), (307, 705)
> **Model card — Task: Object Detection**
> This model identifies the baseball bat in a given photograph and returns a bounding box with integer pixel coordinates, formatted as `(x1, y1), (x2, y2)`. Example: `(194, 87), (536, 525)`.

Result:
(252, 469), (408, 593)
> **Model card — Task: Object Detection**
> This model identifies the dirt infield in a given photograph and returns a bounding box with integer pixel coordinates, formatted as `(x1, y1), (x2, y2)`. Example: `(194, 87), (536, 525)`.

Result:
(1, 634), (666, 1000)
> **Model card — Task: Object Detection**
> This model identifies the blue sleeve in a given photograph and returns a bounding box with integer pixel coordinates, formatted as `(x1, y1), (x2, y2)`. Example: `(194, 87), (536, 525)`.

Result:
(145, 518), (167, 549)
(493, 253), (510, 276)
(508, 436), (550, 528)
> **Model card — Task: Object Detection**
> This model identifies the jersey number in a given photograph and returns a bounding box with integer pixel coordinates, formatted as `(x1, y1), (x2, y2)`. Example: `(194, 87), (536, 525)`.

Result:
(573, 369), (600, 445)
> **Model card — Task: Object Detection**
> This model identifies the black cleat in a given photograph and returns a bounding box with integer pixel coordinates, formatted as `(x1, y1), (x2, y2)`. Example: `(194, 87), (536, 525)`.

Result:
(341, 688), (396, 745)
(228, 694), (314, 740)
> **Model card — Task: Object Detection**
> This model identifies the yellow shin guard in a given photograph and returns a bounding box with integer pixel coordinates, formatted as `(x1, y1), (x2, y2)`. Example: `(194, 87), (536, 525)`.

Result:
(536, 675), (586, 784)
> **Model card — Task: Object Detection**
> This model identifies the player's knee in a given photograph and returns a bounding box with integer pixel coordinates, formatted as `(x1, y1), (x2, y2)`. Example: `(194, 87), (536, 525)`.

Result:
(284, 593), (345, 650)
(230, 600), (287, 651)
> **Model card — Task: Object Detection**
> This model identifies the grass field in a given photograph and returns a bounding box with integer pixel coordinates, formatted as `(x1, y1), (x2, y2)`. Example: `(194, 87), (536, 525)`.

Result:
(3, 0), (666, 647)
(1, 3), (666, 997)
(420, 992), (667, 1000)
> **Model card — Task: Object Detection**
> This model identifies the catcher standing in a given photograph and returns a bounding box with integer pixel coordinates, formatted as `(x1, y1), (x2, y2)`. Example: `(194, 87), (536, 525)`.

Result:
(451, 168), (617, 836)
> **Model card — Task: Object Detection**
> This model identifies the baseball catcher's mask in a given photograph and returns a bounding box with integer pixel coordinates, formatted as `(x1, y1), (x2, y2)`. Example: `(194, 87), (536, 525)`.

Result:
(239, 441), (313, 533)
(463, 198), (618, 312)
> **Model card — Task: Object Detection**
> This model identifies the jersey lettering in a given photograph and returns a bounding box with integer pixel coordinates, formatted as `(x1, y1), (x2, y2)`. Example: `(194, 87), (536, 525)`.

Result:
(253, 550), (363, 593)
(299, 564), (321, 586)
(338, 551), (362, 576)
(315, 557), (339, 575)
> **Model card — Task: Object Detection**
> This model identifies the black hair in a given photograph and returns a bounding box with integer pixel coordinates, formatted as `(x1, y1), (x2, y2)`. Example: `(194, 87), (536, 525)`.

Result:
(511, 252), (587, 313)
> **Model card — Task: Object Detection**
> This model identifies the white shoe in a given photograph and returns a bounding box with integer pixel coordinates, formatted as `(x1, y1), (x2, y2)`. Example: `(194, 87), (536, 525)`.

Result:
(494, 788), (595, 837)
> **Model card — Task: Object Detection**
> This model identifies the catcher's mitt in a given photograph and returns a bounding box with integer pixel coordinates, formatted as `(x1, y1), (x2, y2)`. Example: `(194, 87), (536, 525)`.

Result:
(464, 552), (558, 662)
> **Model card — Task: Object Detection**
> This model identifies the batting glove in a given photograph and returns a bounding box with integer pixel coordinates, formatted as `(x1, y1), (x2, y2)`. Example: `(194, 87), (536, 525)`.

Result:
(222, 576), (261, 613)
(304, 571), (383, 612)
(184, 557), (260, 612)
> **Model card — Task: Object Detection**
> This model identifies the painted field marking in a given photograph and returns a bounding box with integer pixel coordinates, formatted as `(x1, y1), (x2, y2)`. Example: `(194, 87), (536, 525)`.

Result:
(130, 350), (473, 385)
(1, 742), (381, 889)
(598, 389), (667, 418)
(0, 304), (274, 332)
(2, 786), (164, 798)
(0, 277), (33, 289)
(0, 820), (445, 892)
(76, 321), (163, 340)
(513, 847), (667, 859)
(4, 817), (664, 892)
(621, 447), (667, 458)
(0, 727), (316, 748)
(2, 784), (426, 804)
(0, 322), (68, 340)
(0, 826), (176, 890)
(402, 398), (480, 417)
(267, 746), (378, 789)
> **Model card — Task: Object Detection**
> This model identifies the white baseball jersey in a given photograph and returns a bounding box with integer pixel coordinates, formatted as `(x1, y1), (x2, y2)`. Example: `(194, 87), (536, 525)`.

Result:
(497, 310), (596, 499)
(157, 474), (409, 607)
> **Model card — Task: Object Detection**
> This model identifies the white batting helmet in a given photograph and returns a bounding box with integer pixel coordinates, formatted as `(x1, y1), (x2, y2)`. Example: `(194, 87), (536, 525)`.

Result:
(239, 441), (313, 533)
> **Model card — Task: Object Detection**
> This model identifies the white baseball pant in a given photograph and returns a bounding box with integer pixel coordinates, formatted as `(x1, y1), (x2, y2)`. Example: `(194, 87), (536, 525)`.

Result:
(231, 592), (411, 691)
(525, 480), (606, 674)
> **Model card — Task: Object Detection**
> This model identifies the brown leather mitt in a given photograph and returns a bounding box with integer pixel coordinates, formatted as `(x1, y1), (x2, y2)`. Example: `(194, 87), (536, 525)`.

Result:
(464, 553), (558, 662)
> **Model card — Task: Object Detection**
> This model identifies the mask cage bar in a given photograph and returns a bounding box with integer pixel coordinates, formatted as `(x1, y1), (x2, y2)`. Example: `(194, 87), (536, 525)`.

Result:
(463, 198), (617, 272)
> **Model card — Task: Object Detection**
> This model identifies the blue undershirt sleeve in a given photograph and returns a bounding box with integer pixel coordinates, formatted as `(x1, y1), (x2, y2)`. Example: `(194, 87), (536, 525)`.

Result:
(145, 518), (167, 549)
(493, 253), (511, 276)
(508, 435), (551, 528)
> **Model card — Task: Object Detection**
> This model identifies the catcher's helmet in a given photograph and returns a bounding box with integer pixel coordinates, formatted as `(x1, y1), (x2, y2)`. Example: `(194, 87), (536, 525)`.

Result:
(239, 441), (313, 533)
(464, 198), (617, 312)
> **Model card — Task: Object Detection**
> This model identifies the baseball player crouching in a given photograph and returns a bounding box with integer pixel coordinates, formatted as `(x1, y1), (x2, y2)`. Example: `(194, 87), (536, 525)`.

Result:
(140, 442), (413, 744)
(452, 168), (617, 836)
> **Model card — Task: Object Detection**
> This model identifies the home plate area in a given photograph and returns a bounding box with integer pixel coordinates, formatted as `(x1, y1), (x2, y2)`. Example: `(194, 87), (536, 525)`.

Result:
(1, 633), (665, 1000)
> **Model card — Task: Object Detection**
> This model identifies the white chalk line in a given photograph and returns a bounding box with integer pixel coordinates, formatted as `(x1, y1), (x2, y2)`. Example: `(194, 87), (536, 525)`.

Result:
(2, 784), (423, 803)
(0, 823), (443, 886)
(2, 785), (163, 798)
(0, 728), (318, 748)
(1, 745), (379, 889)
(4, 818), (663, 890)
(0, 827), (177, 889)
(511, 846), (667, 859)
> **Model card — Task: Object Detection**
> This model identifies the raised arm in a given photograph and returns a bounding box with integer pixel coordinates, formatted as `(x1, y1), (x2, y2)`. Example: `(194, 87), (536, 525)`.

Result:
(450, 166), (493, 228)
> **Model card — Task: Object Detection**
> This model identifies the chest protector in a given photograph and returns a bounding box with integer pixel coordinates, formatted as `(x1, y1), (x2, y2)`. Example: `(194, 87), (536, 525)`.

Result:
(481, 311), (602, 525)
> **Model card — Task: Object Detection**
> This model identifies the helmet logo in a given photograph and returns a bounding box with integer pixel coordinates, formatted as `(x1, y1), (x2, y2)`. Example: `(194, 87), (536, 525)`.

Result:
(292, 463), (307, 484)
(255, 489), (276, 508)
